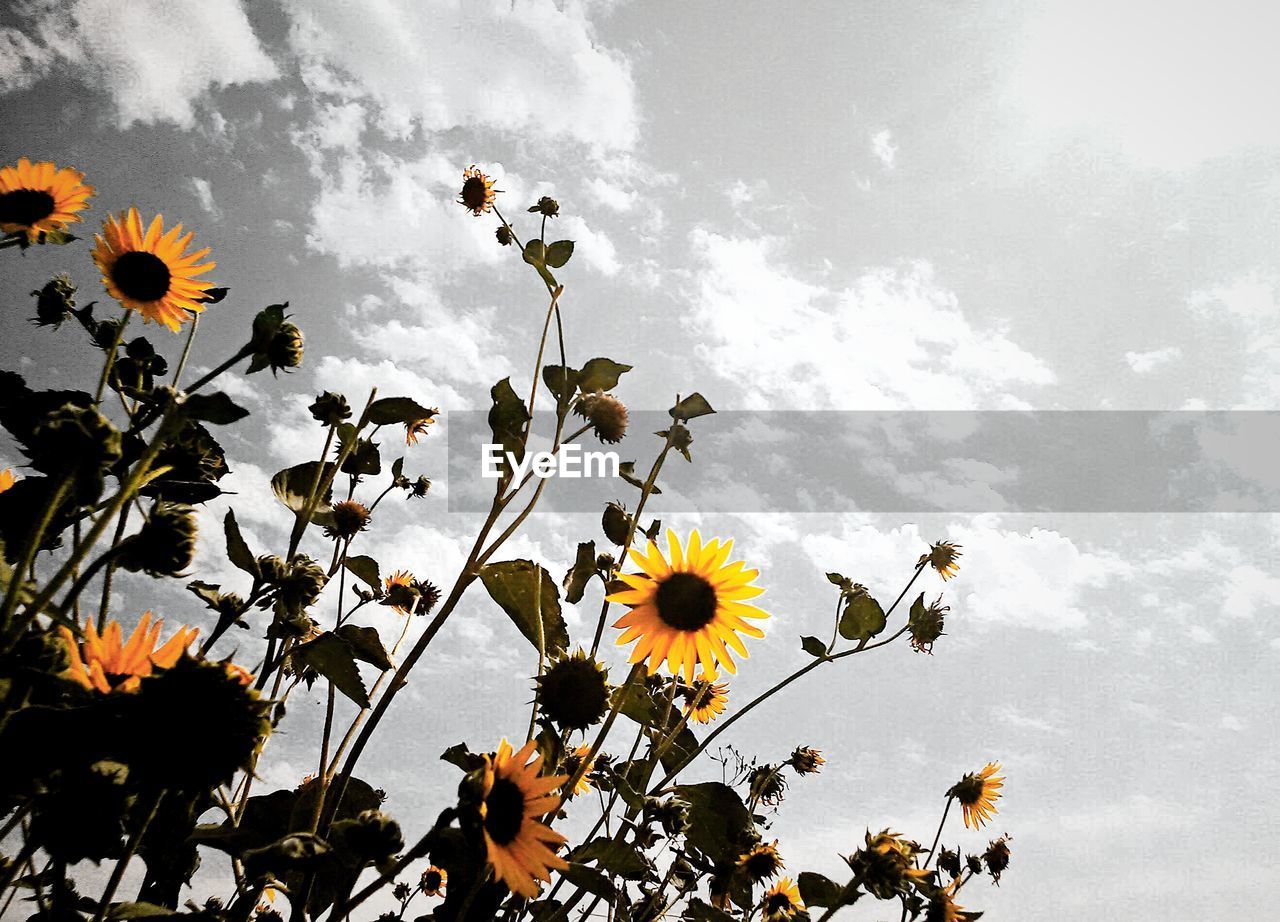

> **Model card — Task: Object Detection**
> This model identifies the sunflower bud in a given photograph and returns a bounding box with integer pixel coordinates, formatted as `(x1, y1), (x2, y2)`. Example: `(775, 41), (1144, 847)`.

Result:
(575, 392), (628, 444)
(323, 499), (371, 540)
(937, 847), (961, 879)
(412, 578), (441, 616)
(256, 554), (289, 584)
(909, 594), (949, 654)
(983, 836), (1010, 884)
(747, 764), (787, 806)
(28, 404), (123, 502)
(965, 854), (983, 875)
(267, 322), (304, 374)
(273, 555), (328, 621)
(536, 648), (610, 730)
(118, 502), (198, 577)
(848, 829), (931, 900)
(336, 809), (405, 870)
(309, 391), (351, 426)
(641, 797), (688, 837)
(595, 552), (615, 572)
(529, 196), (560, 217)
(495, 225), (513, 246)
(787, 746), (825, 775)
(410, 475), (431, 499)
(601, 501), (631, 545)
(31, 274), (76, 327)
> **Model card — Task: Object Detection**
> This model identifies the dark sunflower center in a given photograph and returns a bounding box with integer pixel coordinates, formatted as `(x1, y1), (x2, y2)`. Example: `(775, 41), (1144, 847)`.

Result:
(111, 251), (171, 302)
(461, 176), (489, 209)
(423, 871), (442, 890)
(655, 572), (718, 631)
(0, 188), (56, 227)
(484, 776), (526, 845)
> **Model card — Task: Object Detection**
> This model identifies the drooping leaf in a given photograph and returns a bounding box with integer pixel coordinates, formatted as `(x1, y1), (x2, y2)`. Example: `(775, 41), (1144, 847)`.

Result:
(562, 540), (597, 604)
(675, 782), (752, 862)
(479, 560), (569, 655)
(294, 633), (369, 708)
(682, 900), (736, 922)
(440, 742), (485, 773)
(571, 838), (650, 879)
(343, 555), (381, 592)
(797, 872), (847, 909)
(335, 624), (393, 671)
(271, 461), (336, 517)
(560, 864), (615, 903)
(224, 509), (257, 578)
(618, 461), (661, 494)
(184, 392), (249, 425)
(542, 365), (580, 407)
(800, 635), (828, 658)
(366, 397), (437, 426)
(545, 240), (575, 268)
(489, 377), (531, 468)
(577, 358), (632, 394)
(838, 591), (886, 643)
(669, 393), (715, 422)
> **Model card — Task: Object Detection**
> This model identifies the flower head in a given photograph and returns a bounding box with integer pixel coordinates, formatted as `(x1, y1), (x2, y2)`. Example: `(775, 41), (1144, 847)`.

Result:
(575, 392), (629, 444)
(92, 208), (216, 331)
(563, 744), (596, 797)
(606, 529), (768, 683)
(59, 613), (198, 694)
(760, 877), (804, 921)
(383, 569), (419, 615)
(0, 158), (94, 242)
(909, 594), (949, 654)
(324, 500), (372, 540)
(419, 866), (447, 897)
(788, 746), (825, 775)
(919, 541), (962, 580)
(983, 835), (1011, 885)
(738, 840), (784, 883)
(679, 674), (728, 724)
(31, 274), (77, 327)
(537, 648), (611, 731)
(480, 738), (569, 898)
(947, 762), (1004, 829)
(748, 764), (788, 807)
(405, 412), (437, 445)
(0, 469), (14, 494)
(458, 165), (496, 216)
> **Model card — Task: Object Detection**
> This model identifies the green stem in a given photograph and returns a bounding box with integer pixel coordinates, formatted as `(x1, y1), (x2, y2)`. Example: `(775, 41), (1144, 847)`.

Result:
(171, 313), (200, 388)
(0, 474), (72, 633)
(92, 789), (164, 922)
(94, 311), (131, 405)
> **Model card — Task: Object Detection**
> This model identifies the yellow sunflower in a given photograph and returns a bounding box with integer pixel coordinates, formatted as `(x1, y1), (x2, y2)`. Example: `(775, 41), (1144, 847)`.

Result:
(0, 469), (15, 494)
(737, 839), (784, 882)
(0, 158), (94, 242)
(948, 762), (1004, 830)
(405, 415), (435, 445)
(480, 738), (569, 898)
(606, 529), (767, 683)
(384, 569), (416, 615)
(564, 744), (595, 797)
(59, 613), (198, 694)
(92, 208), (215, 332)
(760, 876), (804, 921)
(420, 865), (447, 897)
(919, 541), (962, 580)
(458, 165), (496, 216)
(681, 674), (729, 724)
(924, 878), (970, 922)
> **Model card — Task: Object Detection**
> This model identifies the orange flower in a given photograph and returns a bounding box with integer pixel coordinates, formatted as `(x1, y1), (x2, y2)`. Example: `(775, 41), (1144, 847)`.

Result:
(0, 469), (15, 494)
(60, 613), (198, 694)
(0, 158), (94, 242)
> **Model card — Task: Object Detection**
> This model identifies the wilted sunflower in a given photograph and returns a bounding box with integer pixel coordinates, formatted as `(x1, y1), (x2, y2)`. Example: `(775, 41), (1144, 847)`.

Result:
(788, 746), (825, 775)
(919, 540), (962, 580)
(92, 208), (215, 331)
(738, 840), (784, 883)
(680, 674), (728, 724)
(383, 569), (417, 614)
(59, 613), (197, 694)
(606, 530), (768, 683)
(0, 468), (14, 494)
(948, 762), (1004, 829)
(760, 877), (804, 921)
(458, 165), (496, 216)
(0, 158), (94, 242)
(924, 878), (972, 922)
(405, 414), (436, 445)
(419, 865), (447, 897)
(480, 738), (569, 898)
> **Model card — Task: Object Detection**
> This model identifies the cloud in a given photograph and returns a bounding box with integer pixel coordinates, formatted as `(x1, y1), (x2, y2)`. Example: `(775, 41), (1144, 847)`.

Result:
(871, 128), (896, 169)
(0, 0), (277, 127)
(188, 177), (220, 218)
(1125, 346), (1181, 374)
(285, 0), (636, 150)
(687, 230), (1053, 409)
(1188, 274), (1280, 407)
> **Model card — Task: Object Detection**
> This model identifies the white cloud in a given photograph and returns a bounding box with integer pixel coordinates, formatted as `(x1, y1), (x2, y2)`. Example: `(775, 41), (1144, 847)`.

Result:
(687, 230), (1053, 409)
(1188, 274), (1280, 407)
(285, 0), (636, 150)
(1125, 346), (1181, 374)
(188, 177), (220, 218)
(1, 0), (277, 127)
(1013, 0), (1280, 169)
(871, 128), (896, 169)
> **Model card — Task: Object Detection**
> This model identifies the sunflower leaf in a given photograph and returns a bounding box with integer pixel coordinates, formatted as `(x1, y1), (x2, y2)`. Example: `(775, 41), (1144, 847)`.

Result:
(577, 357), (632, 393)
(681, 900), (736, 922)
(618, 461), (661, 494)
(797, 872), (848, 909)
(271, 461), (336, 518)
(488, 378), (531, 470)
(669, 392), (715, 422)
(366, 397), (437, 426)
(675, 782), (753, 863)
(838, 591), (886, 643)
(294, 633), (369, 708)
(563, 540), (597, 604)
(343, 555), (381, 592)
(801, 635), (828, 658)
(542, 365), (580, 407)
(560, 864), (616, 903)
(224, 509), (257, 578)
(479, 560), (569, 655)
(571, 838), (651, 879)
(545, 240), (575, 269)
(184, 392), (249, 425)
(335, 624), (393, 671)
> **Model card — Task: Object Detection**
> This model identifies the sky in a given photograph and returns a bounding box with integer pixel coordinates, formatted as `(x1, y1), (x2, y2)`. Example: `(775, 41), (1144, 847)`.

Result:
(2, 1), (1279, 919)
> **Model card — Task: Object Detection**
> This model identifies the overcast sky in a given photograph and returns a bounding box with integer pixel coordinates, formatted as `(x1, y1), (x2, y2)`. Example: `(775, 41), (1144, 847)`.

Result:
(2, 2), (1279, 919)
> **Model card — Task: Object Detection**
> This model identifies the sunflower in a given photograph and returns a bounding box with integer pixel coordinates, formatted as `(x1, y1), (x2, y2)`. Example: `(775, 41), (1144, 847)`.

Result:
(458, 165), (496, 216)
(788, 746), (825, 775)
(0, 158), (94, 242)
(480, 738), (569, 898)
(919, 541), (962, 580)
(606, 529), (768, 683)
(737, 840), (784, 883)
(948, 762), (1004, 830)
(420, 865), (447, 897)
(59, 613), (198, 694)
(92, 208), (215, 331)
(405, 414), (436, 445)
(563, 744), (595, 797)
(760, 877), (804, 921)
(680, 674), (728, 724)
(383, 569), (417, 614)
(924, 878), (972, 922)
(0, 469), (15, 494)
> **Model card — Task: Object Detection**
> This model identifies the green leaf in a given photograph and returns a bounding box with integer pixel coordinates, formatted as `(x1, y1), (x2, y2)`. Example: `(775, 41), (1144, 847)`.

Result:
(560, 864), (615, 903)
(681, 900), (736, 922)
(295, 633), (369, 708)
(577, 358), (632, 393)
(542, 365), (580, 406)
(335, 624), (393, 671)
(675, 782), (752, 862)
(562, 540), (597, 605)
(545, 240), (575, 268)
(344, 555), (381, 592)
(366, 397), (436, 426)
(440, 742), (485, 772)
(669, 393), (715, 422)
(523, 239), (546, 263)
(479, 560), (569, 655)
(838, 591), (886, 643)
(107, 902), (181, 919)
(224, 509), (257, 578)
(184, 392), (249, 425)
(186, 580), (222, 610)
(801, 635), (827, 658)
(826, 571), (850, 587)
(618, 461), (661, 494)
(571, 838), (650, 879)
(797, 872), (846, 909)
(271, 461), (336, 516)
(489, 377), (531, 468)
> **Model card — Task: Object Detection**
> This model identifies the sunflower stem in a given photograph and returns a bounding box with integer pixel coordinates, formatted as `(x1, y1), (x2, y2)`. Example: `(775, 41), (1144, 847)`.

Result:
(93, 789), (164, 922)
(0, 473), (72, 635)
(171, 312), (200, 388)
(93, 310), (131, 405)
(924, 796), (955, 867)
(183, 342), (254, 395)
